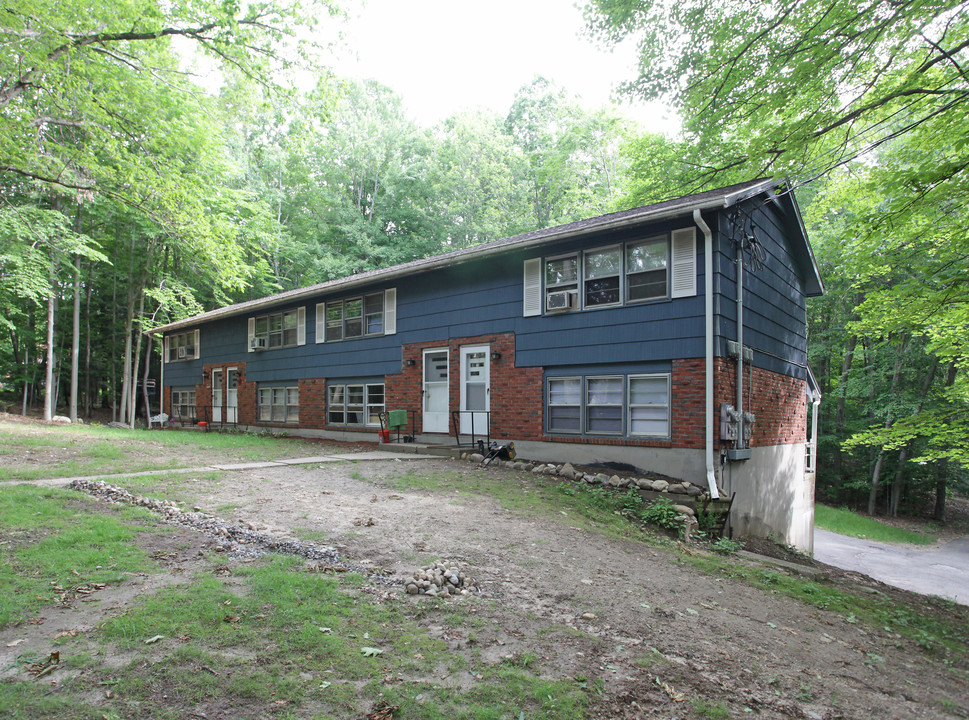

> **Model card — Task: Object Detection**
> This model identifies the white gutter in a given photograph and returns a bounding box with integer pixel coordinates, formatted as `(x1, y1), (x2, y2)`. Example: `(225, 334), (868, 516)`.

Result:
(694, 209), (720, 499)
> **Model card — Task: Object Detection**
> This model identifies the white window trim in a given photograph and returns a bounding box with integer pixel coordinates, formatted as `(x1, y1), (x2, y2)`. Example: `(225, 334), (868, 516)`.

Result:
(321, 290), (396, 342)
(585, 375), (624, 436)
(248, 309), (303, 351)
(529, 229), (696, 315)
(327, 382), (385, 427)
(544, 372), (672, 439)
(625, 234), (670, 305)
(627, 374), (671, 438)
(546, 376), (582, 434)
(257, 384), (300, 424)
(583, 244), (623, 309)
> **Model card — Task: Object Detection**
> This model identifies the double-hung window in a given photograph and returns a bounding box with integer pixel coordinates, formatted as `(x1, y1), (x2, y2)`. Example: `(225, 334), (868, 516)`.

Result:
(584, 246), (621, 307)
(547, 377), (581, 433)
(258, 385), (299, 423)
(253, 310), (299, 349)
(328, 382), (385, 426)
(167, 330), (199, 362)
(172, 389), (196, 420)
(544, 255), (578, 311)
(586, 376), (623, 434)
(625, 236), (668, 302)
(321, 292), (388, 342)
(545, 373), (671, 438)
(528, 228), (694, 316)
(628, 375), (670, 437)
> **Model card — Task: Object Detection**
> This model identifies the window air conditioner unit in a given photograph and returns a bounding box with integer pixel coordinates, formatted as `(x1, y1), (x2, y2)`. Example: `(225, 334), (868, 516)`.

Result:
(177, 346), (187, 359)
(546, 290), (575, 311)
(250, 337), (268, 350)
(184, 346), (195, 358)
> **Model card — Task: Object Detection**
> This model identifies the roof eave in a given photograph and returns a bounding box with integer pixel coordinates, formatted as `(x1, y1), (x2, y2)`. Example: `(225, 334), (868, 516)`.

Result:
(149, 179), (779, 335)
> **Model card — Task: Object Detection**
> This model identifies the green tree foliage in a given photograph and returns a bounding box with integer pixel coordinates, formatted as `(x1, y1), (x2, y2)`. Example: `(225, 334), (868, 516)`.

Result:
(585, 0), (969, 515)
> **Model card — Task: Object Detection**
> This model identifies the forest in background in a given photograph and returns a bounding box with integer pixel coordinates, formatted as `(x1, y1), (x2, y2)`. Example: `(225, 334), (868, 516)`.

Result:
(2, 0), (968, 521)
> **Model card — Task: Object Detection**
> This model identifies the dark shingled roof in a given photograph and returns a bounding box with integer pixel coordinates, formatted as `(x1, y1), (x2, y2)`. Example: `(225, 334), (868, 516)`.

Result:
(152, 178), (818, 334)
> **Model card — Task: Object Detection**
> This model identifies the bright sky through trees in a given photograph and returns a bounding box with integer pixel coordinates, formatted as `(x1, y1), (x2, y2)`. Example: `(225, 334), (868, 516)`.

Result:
(328, 0), (676, 131)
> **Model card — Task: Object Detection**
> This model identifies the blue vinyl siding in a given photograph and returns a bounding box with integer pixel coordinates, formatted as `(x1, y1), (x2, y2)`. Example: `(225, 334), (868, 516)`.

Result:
(714, 199), (809, 379)
(164, 200), (811, 389)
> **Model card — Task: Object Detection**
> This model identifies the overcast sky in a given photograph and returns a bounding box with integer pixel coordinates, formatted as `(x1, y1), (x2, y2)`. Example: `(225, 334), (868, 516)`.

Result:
(328, 0), (677, 132)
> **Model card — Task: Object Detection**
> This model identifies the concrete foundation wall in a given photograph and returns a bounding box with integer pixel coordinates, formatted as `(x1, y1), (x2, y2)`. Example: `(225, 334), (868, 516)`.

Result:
(722, 443), (815, 554)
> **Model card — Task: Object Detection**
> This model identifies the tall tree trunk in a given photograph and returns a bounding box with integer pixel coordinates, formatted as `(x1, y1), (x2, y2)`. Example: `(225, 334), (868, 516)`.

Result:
(142, 333), (153, 427)
(69, 253), (81, 422)
(43, 290), (55, 422)
(84, 260), (93, 418)
(934, 362), (959, 522)
(127, 291), (145, 428)
(888, 358), (938, 517)
(834, 334), (858, 480)
(868, 343), (906, 516)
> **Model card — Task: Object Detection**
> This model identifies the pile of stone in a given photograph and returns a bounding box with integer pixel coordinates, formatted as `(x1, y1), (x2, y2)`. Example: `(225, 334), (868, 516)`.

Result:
(404, 561), (476, 598)
(463, 455), (709, 499)
(69, 478), (384, 580)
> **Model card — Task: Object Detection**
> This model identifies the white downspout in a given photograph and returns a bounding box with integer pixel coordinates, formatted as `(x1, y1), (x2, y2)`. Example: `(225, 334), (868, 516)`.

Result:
(694, 209), (719, 499)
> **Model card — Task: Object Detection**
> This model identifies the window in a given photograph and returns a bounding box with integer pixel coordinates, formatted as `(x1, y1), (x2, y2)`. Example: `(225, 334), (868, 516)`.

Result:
(545, 255), (578, 311)
(584, 246), (621, 307)
(626, 236), (668, 302)
(628, 375), (670, 437)
(167, 330), (198, 362)
(547, 377), (581, 433)
(258, 385), (299, 424)
(328, 383), (384, 426)
(322, 292), (386, 341)
(525, 228), (695, 316)
(545, 373), (671, 438)
(586, 376), (623, 434)
(171, 389), (196, 420)
(253, 310), (299, 349)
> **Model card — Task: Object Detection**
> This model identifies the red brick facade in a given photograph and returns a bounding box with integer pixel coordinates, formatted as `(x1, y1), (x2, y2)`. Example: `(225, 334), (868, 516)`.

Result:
(385, 332), (544, 438)
(165, 339), (806, 449)
(713, 357), (807, 447)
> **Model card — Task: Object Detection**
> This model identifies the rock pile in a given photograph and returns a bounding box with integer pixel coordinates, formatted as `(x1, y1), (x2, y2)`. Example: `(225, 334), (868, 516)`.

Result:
(404, 561), (477, 598)
(69, 478), (385, 581)
(464, 456), (710, 499)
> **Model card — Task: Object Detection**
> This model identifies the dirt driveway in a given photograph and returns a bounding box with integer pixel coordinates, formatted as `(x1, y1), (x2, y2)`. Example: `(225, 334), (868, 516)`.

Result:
(44, 452), (964, 720)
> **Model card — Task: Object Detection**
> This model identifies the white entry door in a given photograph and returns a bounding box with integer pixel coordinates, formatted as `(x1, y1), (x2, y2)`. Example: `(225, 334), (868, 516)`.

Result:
(226, 368), (238, 423)
(422, 349), (449, 433)
(460, 345), (490, 435)
(212, 369), (223, 422)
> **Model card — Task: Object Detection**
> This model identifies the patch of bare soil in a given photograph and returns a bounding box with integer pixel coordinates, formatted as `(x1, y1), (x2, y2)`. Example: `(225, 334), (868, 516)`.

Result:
(3, 420), (968, 719)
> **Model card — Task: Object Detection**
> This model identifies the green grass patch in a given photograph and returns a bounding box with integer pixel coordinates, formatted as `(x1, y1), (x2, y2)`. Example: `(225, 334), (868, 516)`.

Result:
(815, 504), (938, 545)
(0, 485), (157, 627)
(0, 421), (330, 480)
(90, 555), (591, 718)
(684, 552), (969, 661)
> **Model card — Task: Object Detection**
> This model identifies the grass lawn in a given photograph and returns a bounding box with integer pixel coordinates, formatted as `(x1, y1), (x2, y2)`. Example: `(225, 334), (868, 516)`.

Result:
(814, 504), (939, 545)
(0, 420), (333, 481)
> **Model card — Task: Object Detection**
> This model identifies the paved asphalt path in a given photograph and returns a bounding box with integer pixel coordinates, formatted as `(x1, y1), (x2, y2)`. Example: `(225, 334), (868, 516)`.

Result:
(813, 527), (969, 606)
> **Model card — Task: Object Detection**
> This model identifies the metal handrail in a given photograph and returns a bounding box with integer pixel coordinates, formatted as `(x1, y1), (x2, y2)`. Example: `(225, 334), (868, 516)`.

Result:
(450, 410), (491, 451)
(169, 404), (240, 428)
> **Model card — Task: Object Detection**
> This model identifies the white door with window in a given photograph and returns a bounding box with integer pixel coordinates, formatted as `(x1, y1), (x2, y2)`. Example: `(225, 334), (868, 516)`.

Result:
(211, 369), (223, 422)
(423, 349), (449, 433)
(226, 368), (238, 423)
(460, 345), (490, 435)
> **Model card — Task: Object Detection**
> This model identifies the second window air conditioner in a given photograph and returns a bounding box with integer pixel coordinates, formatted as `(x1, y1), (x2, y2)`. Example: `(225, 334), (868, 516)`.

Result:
(250, 337), (268, 350)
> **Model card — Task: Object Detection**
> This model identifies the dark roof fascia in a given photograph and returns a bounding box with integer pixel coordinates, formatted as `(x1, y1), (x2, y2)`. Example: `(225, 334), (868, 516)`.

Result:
(149, 178), (778, 335)
(766, 184), (825, 297)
